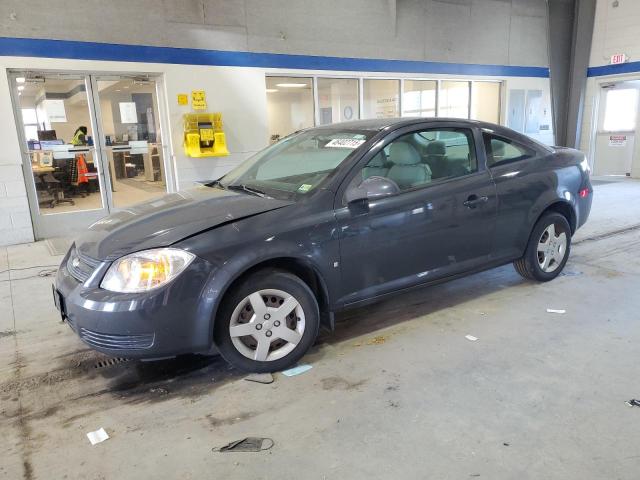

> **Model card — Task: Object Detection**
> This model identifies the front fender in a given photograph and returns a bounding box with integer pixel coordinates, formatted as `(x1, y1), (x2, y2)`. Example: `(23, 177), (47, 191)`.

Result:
(176, 198), (340, 349)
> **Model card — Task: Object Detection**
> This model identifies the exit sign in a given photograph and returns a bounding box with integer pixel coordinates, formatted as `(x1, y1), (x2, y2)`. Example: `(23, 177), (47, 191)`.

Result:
(611, 53), (627, 65)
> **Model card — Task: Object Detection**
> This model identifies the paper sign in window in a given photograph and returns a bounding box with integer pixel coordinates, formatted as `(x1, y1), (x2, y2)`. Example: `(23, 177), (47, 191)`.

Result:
(119, 102), (138, 124)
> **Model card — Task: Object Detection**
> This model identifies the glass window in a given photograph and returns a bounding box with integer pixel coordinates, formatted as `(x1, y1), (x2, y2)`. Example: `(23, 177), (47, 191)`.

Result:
(402, 80), (436, 117)
(471, 82), (501, 123)
(22, 108), (38, 124)
(24, 125), (39, 141)
(440, 81), (470, 118)
(354, 128), (477, 191)
(483, 133), (536, 167)
(95, 77), (167, 209)
(266, 76), (314, 142)
(363, 79), (400, 119)
(317, 78), (359, 125)
(219, 128), (374, 199)
(15, 76), (105, 215)
(603, 88), (639, 132)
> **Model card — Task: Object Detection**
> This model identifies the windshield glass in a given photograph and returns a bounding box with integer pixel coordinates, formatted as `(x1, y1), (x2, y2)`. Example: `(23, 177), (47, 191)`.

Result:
(217, 128), (374, 199)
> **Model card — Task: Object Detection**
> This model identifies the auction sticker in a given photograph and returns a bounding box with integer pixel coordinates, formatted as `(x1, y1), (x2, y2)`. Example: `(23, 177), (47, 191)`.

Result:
(325, 138), (366, 149)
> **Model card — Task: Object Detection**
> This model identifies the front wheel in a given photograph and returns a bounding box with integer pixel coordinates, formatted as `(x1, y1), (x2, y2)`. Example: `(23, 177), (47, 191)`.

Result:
(514, 212), (571, 282)
(214, 270), (320, 373)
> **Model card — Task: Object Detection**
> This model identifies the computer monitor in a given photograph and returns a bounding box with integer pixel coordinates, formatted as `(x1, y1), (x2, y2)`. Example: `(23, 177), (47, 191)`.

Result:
(37, 130), (57, 141)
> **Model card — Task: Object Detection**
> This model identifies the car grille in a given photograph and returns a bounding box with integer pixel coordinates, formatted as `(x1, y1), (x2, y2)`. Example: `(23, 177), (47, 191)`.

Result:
(79, 328), (155, 350)
(67, 248), (100, 283)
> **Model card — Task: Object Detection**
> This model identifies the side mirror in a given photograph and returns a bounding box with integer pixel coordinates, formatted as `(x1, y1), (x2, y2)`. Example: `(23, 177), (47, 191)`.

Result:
(345, 176), (400, 204)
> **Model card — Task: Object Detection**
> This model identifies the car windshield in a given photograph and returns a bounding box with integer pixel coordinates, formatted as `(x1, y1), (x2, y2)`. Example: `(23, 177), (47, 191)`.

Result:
(215, 128), (374, 199)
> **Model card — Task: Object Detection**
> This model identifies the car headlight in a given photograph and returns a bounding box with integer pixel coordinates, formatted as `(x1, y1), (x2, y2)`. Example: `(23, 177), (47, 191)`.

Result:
(101, 248), (195, 293)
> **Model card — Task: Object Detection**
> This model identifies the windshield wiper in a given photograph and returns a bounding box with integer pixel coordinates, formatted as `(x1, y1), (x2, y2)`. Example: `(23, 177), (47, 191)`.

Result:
(205, 179), (226, 189)
(227, 184), (270, 198)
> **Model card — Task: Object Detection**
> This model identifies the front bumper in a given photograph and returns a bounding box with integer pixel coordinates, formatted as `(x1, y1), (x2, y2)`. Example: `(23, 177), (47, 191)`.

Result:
(55, 249), (217, 358)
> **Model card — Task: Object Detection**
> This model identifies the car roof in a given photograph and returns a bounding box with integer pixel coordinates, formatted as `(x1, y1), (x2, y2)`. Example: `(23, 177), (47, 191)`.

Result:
(316, 117), (498, 132)
(313, 117), (551, 151)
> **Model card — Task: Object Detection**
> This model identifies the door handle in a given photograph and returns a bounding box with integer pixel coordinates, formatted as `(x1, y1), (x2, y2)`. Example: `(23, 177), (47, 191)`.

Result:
(463, 195), (489, 208)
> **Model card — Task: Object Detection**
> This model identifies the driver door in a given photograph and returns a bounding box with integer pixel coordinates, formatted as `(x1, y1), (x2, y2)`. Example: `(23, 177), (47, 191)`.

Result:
(334, 124), (497, 306)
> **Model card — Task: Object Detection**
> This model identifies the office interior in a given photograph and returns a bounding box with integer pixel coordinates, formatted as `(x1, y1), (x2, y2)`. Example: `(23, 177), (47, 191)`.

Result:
(18, 76), (166, 215)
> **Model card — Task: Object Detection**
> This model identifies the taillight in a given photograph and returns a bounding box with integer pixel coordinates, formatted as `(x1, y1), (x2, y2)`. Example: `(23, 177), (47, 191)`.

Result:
(579, 188), (590, 198)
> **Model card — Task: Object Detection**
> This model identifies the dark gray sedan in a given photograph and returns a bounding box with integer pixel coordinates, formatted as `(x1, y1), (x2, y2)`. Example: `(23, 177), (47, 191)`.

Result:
(54, 118), (592, 372)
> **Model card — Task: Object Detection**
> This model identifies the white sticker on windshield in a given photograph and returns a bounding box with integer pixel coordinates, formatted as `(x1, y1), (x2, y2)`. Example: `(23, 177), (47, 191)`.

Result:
(324, 138), (366, 149)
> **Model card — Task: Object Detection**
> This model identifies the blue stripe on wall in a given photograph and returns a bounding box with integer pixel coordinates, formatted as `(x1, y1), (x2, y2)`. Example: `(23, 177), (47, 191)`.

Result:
(588, 61), (640, 77)
(0, 36), (549, 78)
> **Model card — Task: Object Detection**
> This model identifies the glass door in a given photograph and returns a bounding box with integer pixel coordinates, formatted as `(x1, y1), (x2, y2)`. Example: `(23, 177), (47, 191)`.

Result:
(10, 72), (172, 240)
(92, 76), (169, 208)
(10, 72), (111, 239)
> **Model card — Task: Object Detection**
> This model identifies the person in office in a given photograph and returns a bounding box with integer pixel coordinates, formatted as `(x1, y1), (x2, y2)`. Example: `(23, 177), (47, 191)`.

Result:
(71, 126), (88, 146)
(68, 126), (91, 192)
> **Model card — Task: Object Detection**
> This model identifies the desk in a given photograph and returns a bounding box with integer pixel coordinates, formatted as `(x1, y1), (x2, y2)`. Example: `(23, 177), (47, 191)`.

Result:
(106, 143), (164, 191)
(31, 165), (55, 174)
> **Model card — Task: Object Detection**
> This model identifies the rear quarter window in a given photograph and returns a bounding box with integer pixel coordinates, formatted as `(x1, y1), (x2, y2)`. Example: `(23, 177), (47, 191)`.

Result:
(483, 133), (537, 167)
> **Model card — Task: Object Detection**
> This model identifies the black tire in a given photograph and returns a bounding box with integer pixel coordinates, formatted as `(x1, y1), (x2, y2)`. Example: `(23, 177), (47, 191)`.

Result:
(514, 212), (571, 282)
(214, 269), (320, 373)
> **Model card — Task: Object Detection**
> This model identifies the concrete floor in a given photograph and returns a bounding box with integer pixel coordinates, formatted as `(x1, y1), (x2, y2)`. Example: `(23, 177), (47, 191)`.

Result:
(2, 178), (640, 479)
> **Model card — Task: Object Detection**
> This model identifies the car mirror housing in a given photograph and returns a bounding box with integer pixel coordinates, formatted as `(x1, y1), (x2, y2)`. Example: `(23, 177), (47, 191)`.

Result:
(345, 176), (400, 205)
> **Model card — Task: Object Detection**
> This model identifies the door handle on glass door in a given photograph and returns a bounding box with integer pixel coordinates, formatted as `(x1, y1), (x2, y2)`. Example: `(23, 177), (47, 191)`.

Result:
(463, 195), (489, 208)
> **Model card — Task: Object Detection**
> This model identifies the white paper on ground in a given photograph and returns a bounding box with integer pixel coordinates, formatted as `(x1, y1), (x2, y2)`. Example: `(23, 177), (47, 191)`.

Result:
(465, 335), (478, 341)
(86, 428), (109, 445)
(281, 364), (312, 377)
(546, 309), (566, 314)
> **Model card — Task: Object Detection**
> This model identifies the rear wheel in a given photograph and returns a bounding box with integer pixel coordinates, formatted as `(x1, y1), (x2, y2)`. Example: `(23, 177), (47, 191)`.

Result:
(514, 212), (571, 282)
(215, 270), (320, 373)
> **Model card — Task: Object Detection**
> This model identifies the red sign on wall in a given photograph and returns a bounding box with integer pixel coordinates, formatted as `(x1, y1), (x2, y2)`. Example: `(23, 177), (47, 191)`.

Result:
(610, 53), (627, 65)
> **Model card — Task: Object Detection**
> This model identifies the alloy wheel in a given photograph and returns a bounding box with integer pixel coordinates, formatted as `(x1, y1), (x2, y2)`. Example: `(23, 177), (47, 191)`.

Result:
(537, 223), (567, 273)
(229, 288), (306, 362)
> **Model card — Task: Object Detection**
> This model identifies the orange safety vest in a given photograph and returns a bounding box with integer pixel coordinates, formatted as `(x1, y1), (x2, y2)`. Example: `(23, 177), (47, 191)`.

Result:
(76, 154), (89, 184)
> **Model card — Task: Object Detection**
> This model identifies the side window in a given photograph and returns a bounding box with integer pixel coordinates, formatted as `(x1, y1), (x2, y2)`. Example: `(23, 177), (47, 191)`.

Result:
(355, 128), (477, 192)
(483, 134), (536, 167)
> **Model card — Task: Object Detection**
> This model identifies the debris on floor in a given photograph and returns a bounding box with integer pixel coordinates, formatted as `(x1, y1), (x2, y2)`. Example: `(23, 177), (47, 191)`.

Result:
(214, 437), (274, 453)
(546, 309), (566, 314)
(367, 335), (387, 345)
(626, 399), (640, 407)
(465, 335), (478, 342)
(245, 373), (274, 384)
(561, 270), (582, 277)
(86, 427), (109, 445)
(149, 387), (169, 395)
(281, 364), (313, 377)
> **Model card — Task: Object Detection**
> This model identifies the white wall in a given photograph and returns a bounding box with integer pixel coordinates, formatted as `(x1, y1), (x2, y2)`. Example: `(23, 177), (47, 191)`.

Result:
(0, 0), (550, 67)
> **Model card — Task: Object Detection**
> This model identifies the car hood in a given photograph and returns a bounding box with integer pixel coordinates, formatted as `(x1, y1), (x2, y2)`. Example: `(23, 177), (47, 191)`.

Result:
(75, 186), (293, 261)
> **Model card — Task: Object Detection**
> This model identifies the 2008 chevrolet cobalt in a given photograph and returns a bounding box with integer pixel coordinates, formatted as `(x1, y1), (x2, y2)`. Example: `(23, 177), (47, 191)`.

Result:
(54, 118), (592, 372)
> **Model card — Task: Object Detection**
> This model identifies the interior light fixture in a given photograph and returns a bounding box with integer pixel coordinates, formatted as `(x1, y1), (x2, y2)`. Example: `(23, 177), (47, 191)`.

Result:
(16, 77), (25, 83)
(266, 88), (279, 93)
(275, 83), (308, 88)
(17, 85), (24, 91)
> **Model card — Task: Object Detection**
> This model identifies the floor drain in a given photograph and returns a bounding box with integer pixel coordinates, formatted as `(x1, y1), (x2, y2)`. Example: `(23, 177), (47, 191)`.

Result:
(94, 357), (131, 369)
